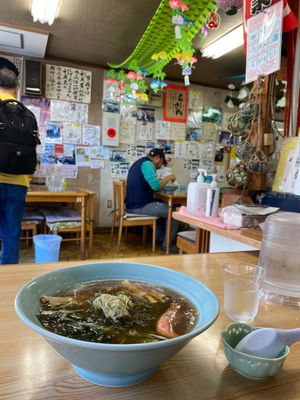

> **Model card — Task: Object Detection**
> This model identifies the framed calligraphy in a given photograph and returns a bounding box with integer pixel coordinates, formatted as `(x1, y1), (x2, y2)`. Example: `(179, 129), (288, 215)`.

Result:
(163, 84), (188, 123)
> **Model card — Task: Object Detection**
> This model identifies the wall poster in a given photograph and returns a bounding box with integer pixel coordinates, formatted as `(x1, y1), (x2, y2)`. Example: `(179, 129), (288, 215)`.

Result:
(163, 84), (188, 123)
(45, 64), (92, 103)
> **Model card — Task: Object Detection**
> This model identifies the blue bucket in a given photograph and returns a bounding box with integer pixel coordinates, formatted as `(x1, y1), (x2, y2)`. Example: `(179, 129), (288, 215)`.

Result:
(33, 234), (62, 263)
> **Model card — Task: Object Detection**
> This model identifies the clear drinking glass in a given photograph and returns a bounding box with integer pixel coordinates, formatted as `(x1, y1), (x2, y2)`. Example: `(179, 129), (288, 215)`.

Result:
(222, 263), (265, 322)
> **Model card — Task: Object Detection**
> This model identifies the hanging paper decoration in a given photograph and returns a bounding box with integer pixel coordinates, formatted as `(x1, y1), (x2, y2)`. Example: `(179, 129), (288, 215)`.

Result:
(151, 51), (168, 61)
(174, 52), (197, 85)
(169, 0), (191, 39)
(108, 1), (215, 79)
(216, 0), (242, 15)
(206, 11), (221, 30)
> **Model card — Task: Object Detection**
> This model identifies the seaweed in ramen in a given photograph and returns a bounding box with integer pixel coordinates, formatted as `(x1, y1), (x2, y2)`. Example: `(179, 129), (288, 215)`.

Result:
(37, 280), (198, 344)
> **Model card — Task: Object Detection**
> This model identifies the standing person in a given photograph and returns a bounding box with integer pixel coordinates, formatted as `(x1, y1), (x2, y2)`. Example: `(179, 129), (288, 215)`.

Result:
(125, 148), (179, 253)
(0, 57), (39, 264)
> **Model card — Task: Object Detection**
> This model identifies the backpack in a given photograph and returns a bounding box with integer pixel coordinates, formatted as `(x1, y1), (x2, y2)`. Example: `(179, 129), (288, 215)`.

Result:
(0, 99), (40, 174)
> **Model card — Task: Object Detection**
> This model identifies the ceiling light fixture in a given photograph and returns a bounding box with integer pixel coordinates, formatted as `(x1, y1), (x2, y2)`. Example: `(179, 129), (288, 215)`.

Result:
(202, 25), (244, 59)
(31, 0), (60, 26)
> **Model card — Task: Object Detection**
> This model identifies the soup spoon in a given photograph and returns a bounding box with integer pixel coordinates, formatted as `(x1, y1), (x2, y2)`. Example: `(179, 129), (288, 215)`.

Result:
(235, 327), (300, 358)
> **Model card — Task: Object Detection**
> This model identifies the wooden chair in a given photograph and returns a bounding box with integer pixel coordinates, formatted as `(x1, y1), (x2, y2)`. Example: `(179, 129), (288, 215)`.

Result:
(112, 180), (157, 252)
(46, 190), (95, 257)
(176, 228), (210, 254)
(21, 221), (39, 246)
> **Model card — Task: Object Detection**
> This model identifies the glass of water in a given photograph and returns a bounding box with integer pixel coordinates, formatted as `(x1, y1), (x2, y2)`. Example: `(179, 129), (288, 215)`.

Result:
(222, 263), (265, 322)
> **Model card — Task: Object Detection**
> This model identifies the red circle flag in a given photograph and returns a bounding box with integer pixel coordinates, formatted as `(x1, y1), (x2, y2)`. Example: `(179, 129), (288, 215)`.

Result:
(107, 128), (116, 138)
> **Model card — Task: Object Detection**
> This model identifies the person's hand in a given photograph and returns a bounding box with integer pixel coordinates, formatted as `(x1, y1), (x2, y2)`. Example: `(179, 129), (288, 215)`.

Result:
(168, 174), (176, 183)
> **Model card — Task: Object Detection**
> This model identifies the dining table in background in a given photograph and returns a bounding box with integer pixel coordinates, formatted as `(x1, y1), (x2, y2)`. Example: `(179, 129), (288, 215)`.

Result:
(172, 210), (262, 252)
(155, 191), (187, 254)
(2, 251), (300, 399)
(26, 188), (91, 259)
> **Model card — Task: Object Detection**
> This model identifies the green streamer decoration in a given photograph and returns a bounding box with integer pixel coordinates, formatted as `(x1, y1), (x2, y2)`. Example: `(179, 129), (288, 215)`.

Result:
(108, 0), (216, 75)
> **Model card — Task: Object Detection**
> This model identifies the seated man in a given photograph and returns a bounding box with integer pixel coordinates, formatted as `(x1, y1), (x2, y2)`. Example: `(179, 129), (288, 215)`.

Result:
(125, 148), (179, 252)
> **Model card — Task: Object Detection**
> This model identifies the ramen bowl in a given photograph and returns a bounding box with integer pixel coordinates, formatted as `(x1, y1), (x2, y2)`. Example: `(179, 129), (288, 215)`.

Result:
(15, 262), (219, 387)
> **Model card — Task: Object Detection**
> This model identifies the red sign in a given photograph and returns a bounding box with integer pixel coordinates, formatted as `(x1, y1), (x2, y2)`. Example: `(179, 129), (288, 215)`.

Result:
(107, 128), (116, 138)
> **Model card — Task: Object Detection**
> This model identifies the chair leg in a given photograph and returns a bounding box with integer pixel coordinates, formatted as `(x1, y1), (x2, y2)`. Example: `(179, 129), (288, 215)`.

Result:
(117, 221), (123, 252)
(110, 211), (116, 244)
(89, 227), (93, 256)
(152, 220), (156, 253)
(143, 226), (146, 246)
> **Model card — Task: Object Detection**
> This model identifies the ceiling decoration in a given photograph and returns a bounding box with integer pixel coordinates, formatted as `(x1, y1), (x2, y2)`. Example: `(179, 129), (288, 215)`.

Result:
(108, 0), (216, 75)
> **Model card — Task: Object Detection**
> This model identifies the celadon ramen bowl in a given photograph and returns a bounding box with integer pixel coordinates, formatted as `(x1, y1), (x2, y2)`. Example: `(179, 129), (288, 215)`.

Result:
(15, 262), (219, 387)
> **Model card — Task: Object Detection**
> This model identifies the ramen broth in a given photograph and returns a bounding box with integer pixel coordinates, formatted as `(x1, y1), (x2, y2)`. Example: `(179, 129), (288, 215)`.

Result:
(37, 280), (198, 344)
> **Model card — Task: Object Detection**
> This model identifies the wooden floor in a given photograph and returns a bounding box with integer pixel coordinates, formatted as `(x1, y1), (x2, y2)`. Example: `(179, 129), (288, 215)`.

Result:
(19, 231), (165, 264)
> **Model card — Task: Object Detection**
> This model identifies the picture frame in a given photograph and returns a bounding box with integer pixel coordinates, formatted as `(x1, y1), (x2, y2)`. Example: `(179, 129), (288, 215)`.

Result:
(163, 84), (188, 123)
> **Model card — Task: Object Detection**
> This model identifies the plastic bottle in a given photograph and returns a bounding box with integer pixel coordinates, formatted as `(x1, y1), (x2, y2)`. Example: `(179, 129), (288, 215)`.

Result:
(187, 169), (210, 216)
(205, 174), (220, 217)
(48, 163), (63, 192)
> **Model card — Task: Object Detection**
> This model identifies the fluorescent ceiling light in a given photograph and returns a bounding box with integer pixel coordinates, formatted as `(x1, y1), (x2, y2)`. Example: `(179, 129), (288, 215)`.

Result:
(202, 25), (244, 59)
(31, 0), (60, 26)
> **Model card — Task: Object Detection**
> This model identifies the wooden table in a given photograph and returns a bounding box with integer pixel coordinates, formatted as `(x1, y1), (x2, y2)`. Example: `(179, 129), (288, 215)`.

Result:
(156, 192), (187, 254)
(2, 252), (300, 399)
(26, 189), (89, 259)
(173, 211), (262, 252)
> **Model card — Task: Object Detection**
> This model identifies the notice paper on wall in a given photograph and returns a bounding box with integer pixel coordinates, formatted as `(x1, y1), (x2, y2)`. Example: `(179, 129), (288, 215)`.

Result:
(174, 140), (186, 159)
(170, 122), (186, 141)
(137, 121), (154, 142)
(186, 141), (201, 159)
(245, 1), (282, 84)
(82, 124), (101, 146)
(110, 162), (130, 179)
(188, 90), (203, 110)
(46, 121), (62, 144)
(45, 64), (92, 104)
(184, 159), (201, 171)
(75, 145), (91, 166)
(156, 121), (171, 140)
(120, 117), (136, 144)
(22, 96), (51, 135)
(90, 146), (110, 159)
(63, 123), (82, 144)
(63, 144), (76, 165)
(90, 158), (105, 169)
(50, 100), (88, 124)
(102, 112), (120, 147)
(127, 145), (146, 158)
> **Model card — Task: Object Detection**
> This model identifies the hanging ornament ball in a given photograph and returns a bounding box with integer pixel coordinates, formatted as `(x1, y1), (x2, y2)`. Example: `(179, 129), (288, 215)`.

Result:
(216, 0), (242, 15)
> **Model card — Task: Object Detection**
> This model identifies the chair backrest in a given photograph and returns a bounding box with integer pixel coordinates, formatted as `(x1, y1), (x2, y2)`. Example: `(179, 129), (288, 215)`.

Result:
(113, 179), (126, 217)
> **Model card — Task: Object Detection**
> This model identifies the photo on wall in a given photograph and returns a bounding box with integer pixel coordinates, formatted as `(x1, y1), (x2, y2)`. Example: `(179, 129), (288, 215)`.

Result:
(202, 106), (223, 124)
(186, 127), (202, 142)
(137, 107), (156, 123)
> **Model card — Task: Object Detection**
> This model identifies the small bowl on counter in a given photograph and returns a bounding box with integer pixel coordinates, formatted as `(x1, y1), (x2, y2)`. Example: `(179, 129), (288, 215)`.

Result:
(163, 184), (179, 195)
(221, 323), (290, 379)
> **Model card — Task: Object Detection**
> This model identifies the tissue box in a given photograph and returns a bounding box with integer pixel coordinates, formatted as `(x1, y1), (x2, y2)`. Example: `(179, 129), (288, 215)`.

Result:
(220, 205), (279, 228)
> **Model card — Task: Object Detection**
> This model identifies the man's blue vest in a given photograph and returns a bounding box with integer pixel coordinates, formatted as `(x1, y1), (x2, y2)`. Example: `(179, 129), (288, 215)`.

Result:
(125, 157), (154, 209)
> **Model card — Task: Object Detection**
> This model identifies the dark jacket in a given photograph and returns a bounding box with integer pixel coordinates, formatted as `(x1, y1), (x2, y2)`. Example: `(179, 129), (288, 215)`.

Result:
(125, 157), (154, 209)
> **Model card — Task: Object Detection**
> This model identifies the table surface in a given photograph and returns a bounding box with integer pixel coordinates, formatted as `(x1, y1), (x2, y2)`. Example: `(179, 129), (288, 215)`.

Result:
(173, 211), (263, 250)
(2, 252), (300, 399)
